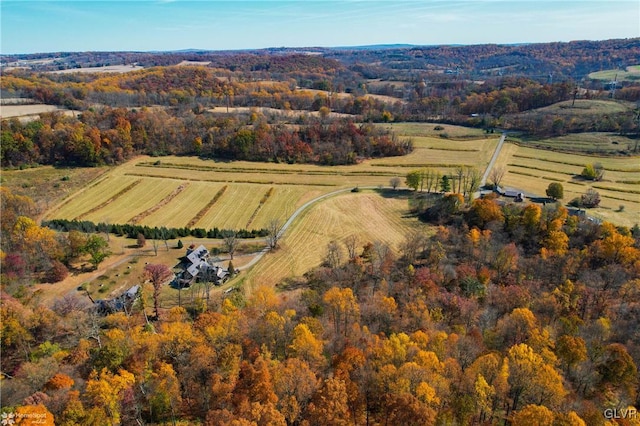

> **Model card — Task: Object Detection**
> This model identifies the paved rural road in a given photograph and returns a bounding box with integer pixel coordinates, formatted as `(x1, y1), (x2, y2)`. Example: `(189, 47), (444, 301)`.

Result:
(480, 132), (507, 188)
(238, 186), (375, 270)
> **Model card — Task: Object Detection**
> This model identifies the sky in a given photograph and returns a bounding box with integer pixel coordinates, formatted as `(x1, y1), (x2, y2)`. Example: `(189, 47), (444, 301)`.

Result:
(1, 0), (639, 54)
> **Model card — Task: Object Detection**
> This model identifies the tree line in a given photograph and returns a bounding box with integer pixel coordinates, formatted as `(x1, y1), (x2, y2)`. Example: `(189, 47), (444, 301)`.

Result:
(43, 218), (269, 240)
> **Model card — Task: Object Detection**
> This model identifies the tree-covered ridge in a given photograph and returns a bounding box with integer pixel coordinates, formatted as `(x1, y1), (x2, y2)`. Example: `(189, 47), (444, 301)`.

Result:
(2, 189), (639, 425)
(3, 60), (638, 155)
(3, 38), (637, 79)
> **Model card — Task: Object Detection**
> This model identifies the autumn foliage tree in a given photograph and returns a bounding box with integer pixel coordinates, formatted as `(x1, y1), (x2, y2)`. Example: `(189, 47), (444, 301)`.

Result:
(144, 263), (173, 320)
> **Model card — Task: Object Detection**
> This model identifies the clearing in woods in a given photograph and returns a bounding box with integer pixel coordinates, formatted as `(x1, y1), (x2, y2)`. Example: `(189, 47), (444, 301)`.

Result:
(522, 99), (635, 116)
(588, 65), (640, 82)
(516, 132), (640, 155)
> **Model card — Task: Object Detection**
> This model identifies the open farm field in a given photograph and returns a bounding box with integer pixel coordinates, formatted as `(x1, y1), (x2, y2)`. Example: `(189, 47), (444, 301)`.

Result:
(518, 132), (640, 155)
(0, 104), (65, 118)
(495, 144), (640, 227)
(42, 130), (500, 230)
(76, 179), (182, 224)
(380, 122), (488, 139)
(49, 64), (144, 74)
(518, 99), (634, 117)
(242, 190), (428, 288)
(1, 165), (109, 216)
(191, 184), (271, 230)
(295, 88), (404, 104)
(589, 65), (640, 82)
(207, 106), (353, 118)
(177, 60), (212, 66)
(371, 135), (498, 171)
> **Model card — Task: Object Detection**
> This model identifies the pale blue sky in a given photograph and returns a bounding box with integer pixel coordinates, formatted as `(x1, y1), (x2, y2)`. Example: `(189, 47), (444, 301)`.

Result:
(1, 1), (639, 54)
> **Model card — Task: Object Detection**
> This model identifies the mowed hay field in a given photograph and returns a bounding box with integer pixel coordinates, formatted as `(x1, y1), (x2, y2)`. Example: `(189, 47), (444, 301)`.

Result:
(589, 65), (640, 82)
(518, 132), (639, 155)
(242, 190), (429, 288)
(528, 99), (635, 116)
(45, 126), (498, 230)
(495, 143), (640, 227)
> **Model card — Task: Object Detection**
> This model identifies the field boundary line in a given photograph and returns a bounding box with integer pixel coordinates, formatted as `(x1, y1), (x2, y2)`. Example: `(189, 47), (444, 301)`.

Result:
(124, 172), (337, 187)
(246, 187), (274, 229)
(137, 162), (399, 177)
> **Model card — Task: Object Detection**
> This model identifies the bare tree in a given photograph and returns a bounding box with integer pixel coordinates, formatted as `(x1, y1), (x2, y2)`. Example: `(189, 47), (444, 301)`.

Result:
(373, 241), (392, 277)
(401, 232), (427, 264)
(455, 167), (465, 193)
(223, 231), (239, 260)
(344, 234), (359, 260)
(267, 218), (284, 250)
(465, 167), (482, 199)
(426, 169), (441, 193)
(325, 240), (343, 269)
(390, 176), (402, 190)
(489, 165), (506, 188)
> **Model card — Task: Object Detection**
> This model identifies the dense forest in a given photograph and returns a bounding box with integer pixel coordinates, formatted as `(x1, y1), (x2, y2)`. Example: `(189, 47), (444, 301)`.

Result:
(1, 108), (411, 167)
(2, 187), (640, 425)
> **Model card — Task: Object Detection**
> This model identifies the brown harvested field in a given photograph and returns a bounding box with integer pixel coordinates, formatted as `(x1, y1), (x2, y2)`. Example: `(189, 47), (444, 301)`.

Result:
(295, 88), (404, 104)
(371, 135), (498, 171)
(49, 65), (144, 74)
(0, 104), (65, 118)
(517, 133), (639, 155)
(381, 122), (490, 139)
(30, 127), (639, 303)
(494, 143), (640, 227)
(242, 189), (428, 289)
(177, 60), (212, 66)
(207, 106), (354, 118)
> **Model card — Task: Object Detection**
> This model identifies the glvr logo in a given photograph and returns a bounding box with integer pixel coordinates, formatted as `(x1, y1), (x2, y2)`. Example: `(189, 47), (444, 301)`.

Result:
(1, 412), (15, 426)
(604, 408), (638, 419)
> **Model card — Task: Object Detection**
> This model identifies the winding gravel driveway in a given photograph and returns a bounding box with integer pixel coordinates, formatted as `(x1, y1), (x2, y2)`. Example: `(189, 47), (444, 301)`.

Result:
(238, 186), (375, 270)
(481, 132), (507, 188)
